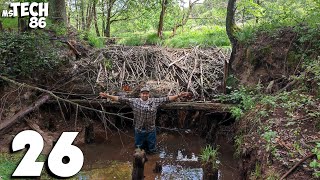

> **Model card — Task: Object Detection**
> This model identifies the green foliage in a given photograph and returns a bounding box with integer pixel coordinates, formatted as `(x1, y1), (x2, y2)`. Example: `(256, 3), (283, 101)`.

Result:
(164, 26), (230, 48)
(262, 130), (277, 154)
(0, 32), (59, 78)
(310, 143), (320, 178)
(45, 19), (67, 36)
(250, 162), (262, 179)
(234, 135), (243, 157)
(0, 17), (18, 30)
(235, 0), (320, 43)
(230, 107), (243, 121)
(116, 26), (230, 48)
(87, 34), (104, 48)
(200, 145), (219, 170)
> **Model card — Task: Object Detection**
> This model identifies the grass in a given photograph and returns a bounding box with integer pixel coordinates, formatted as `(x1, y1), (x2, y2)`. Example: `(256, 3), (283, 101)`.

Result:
(200, 145), (219, 170)
(0, 151), (49, 180)
(116, 25), (230, 48)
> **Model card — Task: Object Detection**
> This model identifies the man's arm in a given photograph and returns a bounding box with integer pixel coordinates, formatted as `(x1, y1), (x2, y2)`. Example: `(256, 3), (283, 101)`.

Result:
(99, 92), (119, 101)
(168, 92), (190, 101)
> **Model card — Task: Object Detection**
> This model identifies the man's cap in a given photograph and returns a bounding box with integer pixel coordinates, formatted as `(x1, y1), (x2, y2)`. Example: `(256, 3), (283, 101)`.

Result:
(140, 86), (150, 92)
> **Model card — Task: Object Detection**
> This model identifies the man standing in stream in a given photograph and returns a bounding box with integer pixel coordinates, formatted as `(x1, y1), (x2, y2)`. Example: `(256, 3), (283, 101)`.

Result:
(99, 86), (190, 154)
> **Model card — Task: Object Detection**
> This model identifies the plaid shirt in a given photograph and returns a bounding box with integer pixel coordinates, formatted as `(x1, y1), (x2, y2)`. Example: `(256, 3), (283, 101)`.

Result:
(119, 97), (170, 132)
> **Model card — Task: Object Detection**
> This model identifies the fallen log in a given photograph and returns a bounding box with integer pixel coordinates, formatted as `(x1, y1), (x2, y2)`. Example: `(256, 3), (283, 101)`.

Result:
(46, 99), (232, 112)
(0, 95), (50, 135)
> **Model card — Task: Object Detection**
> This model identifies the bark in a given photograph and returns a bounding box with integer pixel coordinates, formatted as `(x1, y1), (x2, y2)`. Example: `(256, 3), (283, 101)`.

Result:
(18, 17), (28, 32)
(157, 0), (168, 38)
(85, 1), (94, 31)
(226, 0), (238, 63)
(225, 0), (238, 92)
(81, 0), (85, 30)
(0, 95), (50, 135)
(49, 0), (67, 25)
(93, 0), (100, 37)
(104, 0), (115, 37)
(102, 0), (105, 36)
(75, 0), (79, 29)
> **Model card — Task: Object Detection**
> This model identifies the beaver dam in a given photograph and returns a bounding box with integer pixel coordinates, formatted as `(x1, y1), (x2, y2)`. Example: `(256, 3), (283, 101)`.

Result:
(0, 45), (241, 179)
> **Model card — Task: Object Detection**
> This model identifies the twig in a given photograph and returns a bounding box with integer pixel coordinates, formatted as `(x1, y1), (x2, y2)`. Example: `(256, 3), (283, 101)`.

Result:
(280, 153), (315, 180)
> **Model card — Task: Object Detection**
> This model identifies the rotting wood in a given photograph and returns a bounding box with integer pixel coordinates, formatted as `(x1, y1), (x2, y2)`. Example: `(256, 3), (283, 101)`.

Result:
(0, 95), (50, 135)
(132, 148), (147, 180)
(46, 99), (232, 111)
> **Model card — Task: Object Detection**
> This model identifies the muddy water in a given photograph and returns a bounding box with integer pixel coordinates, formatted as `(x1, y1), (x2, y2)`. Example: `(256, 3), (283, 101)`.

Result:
(78, 130), (240, 180)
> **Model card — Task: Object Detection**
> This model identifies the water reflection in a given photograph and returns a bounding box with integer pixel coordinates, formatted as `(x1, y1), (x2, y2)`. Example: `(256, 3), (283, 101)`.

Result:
(156, 165), (203, 180)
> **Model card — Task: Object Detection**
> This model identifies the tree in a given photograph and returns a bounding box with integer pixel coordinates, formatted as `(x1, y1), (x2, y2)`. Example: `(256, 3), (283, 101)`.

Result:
(171, 0), (201, 37)
(226, 0), (238, 70)
(157, 0), (169, 38)
(224, 0), (238, 93)
(49, 0), (67, 25)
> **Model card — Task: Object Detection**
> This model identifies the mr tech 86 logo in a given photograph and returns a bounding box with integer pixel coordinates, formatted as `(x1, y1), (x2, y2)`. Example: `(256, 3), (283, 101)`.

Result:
(1, 2), (48, 28)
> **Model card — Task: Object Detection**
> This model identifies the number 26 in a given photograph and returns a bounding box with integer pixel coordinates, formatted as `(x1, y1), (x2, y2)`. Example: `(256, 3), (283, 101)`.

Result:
(12, 130), (84, 178)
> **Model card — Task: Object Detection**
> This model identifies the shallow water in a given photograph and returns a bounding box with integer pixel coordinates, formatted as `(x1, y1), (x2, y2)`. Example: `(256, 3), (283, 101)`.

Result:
(78, 130), (240, 180)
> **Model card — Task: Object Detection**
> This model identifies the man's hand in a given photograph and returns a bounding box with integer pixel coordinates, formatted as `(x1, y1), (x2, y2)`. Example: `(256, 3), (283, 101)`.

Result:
(178, 92), (191, 98)
(169, 92), (192, 101)
(99, 92), (119, 101)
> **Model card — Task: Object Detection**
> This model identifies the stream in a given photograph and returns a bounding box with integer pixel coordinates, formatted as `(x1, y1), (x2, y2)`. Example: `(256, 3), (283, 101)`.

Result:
(76, 130), (240, 180)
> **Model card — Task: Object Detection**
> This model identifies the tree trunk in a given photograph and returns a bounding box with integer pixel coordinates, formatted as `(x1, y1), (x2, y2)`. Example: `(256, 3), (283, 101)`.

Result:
(18, 17), (28, 32)
(75, 0), (79, 29)
(85, 2), (94, 31)
(225, 0), (238, 92)
(256, 0), (260, 23)
(104, 0), (114, 37)
(93, 0), (100, 37)
(49, 0), (67, 25)
(102, 0), (105, 36)
(157, 0), (168, 38)
(81, 0), (85, 30)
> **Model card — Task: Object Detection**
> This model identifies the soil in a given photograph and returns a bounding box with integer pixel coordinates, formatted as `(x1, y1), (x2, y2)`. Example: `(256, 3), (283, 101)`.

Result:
(232, 27), (320, 179)
(232, 27), (299, 91)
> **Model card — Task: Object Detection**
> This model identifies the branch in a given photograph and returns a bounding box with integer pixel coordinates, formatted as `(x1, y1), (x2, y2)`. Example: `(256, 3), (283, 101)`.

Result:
(0, 95), (50, 135)
(0, 75), (134, 126)
(280, 153), (315, 180)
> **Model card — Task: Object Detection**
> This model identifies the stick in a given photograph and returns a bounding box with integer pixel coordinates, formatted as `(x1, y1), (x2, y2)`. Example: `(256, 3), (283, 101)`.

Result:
(280, 153), (315, 180)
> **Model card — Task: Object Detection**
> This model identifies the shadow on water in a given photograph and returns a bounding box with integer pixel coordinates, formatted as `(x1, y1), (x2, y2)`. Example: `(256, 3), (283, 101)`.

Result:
(77, 130), (240, 180)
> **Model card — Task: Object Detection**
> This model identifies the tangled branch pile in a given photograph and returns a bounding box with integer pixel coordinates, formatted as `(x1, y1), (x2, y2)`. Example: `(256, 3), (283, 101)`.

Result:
(73, 46), (229, 100)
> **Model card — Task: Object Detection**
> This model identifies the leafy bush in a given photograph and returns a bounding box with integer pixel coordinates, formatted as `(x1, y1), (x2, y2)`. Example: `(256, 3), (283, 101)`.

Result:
(0, 32), (59, 78)
(310, 143), (320, 178)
